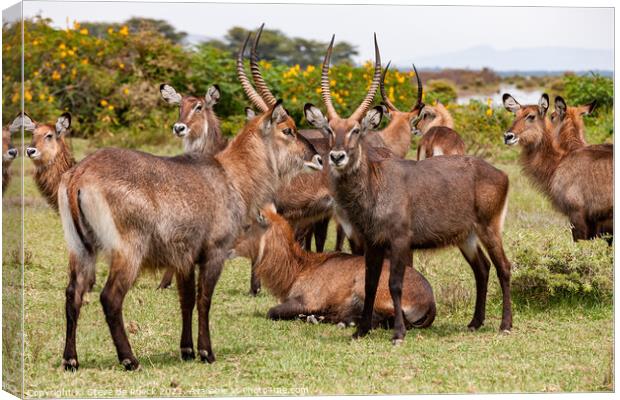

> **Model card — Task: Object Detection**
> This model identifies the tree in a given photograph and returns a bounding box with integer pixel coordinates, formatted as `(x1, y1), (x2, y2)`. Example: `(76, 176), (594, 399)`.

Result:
(81, 17), (187, 44)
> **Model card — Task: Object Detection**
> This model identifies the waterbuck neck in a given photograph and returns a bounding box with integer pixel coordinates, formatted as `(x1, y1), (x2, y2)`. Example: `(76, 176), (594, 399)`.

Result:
(519, 126), (563, 194)
(184, 110), (226, 155)
(435, 103), (454, 128)
(555, 113), (587, 152)
(34, 138), (76, 211)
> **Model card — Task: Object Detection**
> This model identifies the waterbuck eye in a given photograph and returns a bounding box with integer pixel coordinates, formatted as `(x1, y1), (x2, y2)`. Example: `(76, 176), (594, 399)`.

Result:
(45, 133), (53, 140)
(195, 104), (202, 112)
(351, 128), (360, 135)
(282, 128), (294, 136)
(526, 114), (536, 122)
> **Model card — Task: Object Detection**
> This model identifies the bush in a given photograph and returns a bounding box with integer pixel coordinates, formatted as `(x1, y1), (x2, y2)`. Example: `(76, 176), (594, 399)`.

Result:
(563, 73), (613, 110)
(424, 79), (457, 105)
(511, 237), (613, 304)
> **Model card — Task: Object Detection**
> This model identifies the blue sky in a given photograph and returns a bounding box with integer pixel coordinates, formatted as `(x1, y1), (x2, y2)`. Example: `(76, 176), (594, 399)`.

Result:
(21, 1), (614, 71)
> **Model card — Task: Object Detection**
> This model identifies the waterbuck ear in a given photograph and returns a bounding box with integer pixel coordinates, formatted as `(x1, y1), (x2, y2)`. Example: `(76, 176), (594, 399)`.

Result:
(538, 93), (549, 116)
(554, 96), (567, 117)
(245, 107), (257, 121)
(361, 106), (383, 132)
(582, 100), (597, 115)
(502, 94), (521, 113)
(55, 112), (71, 136)
(270, 100), (288, 124)
(303, 103), (328, 129)
(10, 112), (36, 133)
(160, 83), (182, 105)
(204, 85), (221, 108)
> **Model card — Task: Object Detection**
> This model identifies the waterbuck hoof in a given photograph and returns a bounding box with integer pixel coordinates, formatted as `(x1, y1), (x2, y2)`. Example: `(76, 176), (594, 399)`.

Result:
(249, 288), (260, 296)
(500, 329), (512, 335)
(199, 350), (215, 364)
(467, 320), (484, 331)
(307, 315), (319, 325)
(62, 358), (79, 372)
(180, 347), (195, 361)
(392, 338), (404, 346)
(121, 358), (140, 371)
(351, 328), (369, 340)
(336, 322), (346, 329)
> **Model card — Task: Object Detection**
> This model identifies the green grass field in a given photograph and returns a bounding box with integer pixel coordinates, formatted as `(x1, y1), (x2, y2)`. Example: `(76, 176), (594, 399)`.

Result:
(2, 139), (613, 397)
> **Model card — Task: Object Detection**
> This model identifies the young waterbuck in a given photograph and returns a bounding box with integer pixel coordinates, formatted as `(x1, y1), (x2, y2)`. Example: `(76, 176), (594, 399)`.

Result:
(503, 93), (612, 242)
(2, 122), (19, 194)
(17, 112), (76, 210)
(550, 96), (596, 153)
(231, 204), (436, 328)
(58, 94), (318, 371)
(304, 35), (513, 344)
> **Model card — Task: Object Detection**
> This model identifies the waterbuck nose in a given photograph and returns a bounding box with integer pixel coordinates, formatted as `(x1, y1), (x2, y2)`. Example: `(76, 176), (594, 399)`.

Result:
(7, 148), (17, 158)
(173, 123), (187, 136)
(329, 151), (346, 165)
(26, 147), (37, 157)
(503, 132), (516, 144)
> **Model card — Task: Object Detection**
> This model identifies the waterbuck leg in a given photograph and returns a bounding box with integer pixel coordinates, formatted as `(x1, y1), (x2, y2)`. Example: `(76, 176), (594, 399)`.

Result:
(458, 238), (491, 330)
(176, 268), (196, 360)
(314, 218), (330, 252)
(100, 252), (140, 370)
(249, 261), (261, 296)
(569, 211), (589, 241)
(388, 239), (410, 344)
(353, 243), (385, 339)
(62, 251), (96, 371)
(196, 250), (226, 364)
(335, 223), (345, 252)
(158, 268), (175, 289)
(267, 298), (306, 320)
(304, 227), (313, 251)
(477, 228), (512, 332)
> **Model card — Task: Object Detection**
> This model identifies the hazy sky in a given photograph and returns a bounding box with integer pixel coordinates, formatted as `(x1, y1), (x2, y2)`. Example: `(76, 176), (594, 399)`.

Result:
(21, 1), (614, 70)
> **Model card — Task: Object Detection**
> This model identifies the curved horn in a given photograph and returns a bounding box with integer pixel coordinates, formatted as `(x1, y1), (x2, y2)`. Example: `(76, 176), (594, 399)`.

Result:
(410, 63), (424, 112)
(350, 33), (382, 121)
(250, 23), (277, 107)
(380, 61), (399, 112)
(237, 32), (268, 112)
(320, 34), (339, 120)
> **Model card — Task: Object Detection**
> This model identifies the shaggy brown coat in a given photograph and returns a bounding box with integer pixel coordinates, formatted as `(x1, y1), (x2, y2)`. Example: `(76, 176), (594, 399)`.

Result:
(2, 127), (17, 194)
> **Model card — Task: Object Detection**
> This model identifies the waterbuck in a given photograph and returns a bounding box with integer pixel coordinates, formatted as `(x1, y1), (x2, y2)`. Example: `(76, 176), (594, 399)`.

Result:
(58, 97), (318, 371)
(412, 96), (465, 160)
(2, 124), (18, 194)
(17, 112), (76, 210)
(231, 204), (436, 328)
(550, 96), (596, 153)
(503, 93), (612, 242)
(304, 35), (512, 344)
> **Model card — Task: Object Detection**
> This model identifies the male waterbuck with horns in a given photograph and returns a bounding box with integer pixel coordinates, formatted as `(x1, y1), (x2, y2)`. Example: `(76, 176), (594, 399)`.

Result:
(304, 34), (513, 343)
(503, 93), (612, 242)
(231, 204), (436, 328)
(58, 94), (318, 370)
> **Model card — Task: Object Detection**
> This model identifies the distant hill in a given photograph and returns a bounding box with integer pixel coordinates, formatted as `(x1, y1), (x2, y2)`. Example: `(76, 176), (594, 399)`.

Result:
(394, 45), (613, 73)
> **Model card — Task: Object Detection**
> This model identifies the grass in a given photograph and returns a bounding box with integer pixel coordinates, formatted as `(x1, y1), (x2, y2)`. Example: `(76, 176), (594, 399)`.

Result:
(2, 139), (613, 397)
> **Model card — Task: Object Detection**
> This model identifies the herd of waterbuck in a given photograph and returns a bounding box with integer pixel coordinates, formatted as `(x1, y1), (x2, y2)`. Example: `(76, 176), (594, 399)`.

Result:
(2, 25), (613, 371)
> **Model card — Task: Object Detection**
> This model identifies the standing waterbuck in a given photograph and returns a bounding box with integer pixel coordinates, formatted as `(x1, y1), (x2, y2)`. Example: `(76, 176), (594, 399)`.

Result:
(58, 97), (318, 371)
(503, 93), (612, 242)
(3, 121), (19, 194)
(231, 204), (436, 328)
(304, 34), (512, 344)
(550, 96), (596, 153)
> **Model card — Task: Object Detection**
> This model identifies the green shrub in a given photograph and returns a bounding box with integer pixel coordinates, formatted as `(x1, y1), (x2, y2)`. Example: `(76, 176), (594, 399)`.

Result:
(424, 79), (457, 104)
(512, 237), (613, 304)
(563, 73), (613, 110)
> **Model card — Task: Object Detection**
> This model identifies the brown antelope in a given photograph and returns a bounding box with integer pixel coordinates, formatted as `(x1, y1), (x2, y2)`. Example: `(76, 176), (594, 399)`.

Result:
(503, 93), (612, 242)
(412, 97), (465, 160)
(230, 204), (436, 328)
(550, 96), (596, 153)
(18, 113), (76, 210)
(304, 34), (512, 344)
(2, 125), (18, 194)
(58, 90), (318, 370)
(160, 84), (228, 155)
(238, 25), (332, 255)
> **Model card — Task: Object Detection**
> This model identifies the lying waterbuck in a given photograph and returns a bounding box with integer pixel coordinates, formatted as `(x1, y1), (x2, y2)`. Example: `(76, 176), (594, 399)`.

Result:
(503, 93), (612, 242)
(304, 35), (512, 344)
(16, 112), (76, 210)
(550, 96), (596, 153)
(2, 123), (18, 194)
(231, 204), (436, 328)
(58, 96), (318, 371)
(160, 84), (228, 155)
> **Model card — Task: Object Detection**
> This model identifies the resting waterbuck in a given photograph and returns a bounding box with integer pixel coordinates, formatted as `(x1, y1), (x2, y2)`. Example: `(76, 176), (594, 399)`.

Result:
(550, 96), (596, 153)
(231, 204), (436, 328)
(17, 112), (76, 210)
(304, 35), (513, 343)
(58, 97), (318, 371)
(160, 84), (228, 155)
(2, 123), (18, 194)
(503, 93), (612, 242)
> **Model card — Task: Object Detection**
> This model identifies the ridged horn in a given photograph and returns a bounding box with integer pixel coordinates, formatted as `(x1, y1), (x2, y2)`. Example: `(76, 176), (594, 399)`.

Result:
(320, 34), (339, 120)
(250, 23), (277, 107)
(237, 31), (268, 112)
(350, 33), (382, 121)
(380, 60), (399, 112)
(411, 63), (424, 112)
